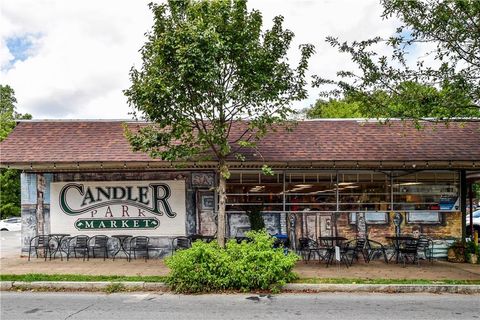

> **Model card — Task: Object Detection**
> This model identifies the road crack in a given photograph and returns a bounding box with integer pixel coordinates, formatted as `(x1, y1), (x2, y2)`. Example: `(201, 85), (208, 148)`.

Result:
(64, 303), (95, 320)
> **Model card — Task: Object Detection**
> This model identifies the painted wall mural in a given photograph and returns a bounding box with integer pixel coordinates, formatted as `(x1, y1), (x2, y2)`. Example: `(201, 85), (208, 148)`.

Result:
(50, 180), (187, 236)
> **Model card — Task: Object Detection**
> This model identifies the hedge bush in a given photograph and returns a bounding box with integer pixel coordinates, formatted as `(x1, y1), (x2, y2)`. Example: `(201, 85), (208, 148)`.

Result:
(165, 230), (298, 293)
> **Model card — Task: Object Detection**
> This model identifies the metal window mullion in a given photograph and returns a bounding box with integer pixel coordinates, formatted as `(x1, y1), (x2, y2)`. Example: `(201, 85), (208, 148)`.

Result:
(336, 170), (339, 211)
(391, 173), (394, 211)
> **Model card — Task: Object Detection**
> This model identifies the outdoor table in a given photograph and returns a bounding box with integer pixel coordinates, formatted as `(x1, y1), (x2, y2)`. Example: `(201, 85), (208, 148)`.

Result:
(112, 235), (132, 260)
(48, 233), (71, 260)
(318, 236), (349, 267)
(386, 236), (416, 263)
(318, 236), (348, 248)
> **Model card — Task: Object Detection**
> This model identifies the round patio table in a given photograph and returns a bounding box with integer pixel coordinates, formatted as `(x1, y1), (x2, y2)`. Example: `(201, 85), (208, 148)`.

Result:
(48, 233), (71, 261)
(111, 235), (132, 260)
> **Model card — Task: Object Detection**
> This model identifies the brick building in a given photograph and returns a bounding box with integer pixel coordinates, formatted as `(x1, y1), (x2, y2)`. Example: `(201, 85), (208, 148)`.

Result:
(1, 119), (479, 256)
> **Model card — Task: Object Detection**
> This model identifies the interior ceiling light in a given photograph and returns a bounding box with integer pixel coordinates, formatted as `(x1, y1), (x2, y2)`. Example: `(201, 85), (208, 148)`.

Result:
(397, 182), (423, 186)
(249, 186), (265, 192)
(337, 182), (355, 186)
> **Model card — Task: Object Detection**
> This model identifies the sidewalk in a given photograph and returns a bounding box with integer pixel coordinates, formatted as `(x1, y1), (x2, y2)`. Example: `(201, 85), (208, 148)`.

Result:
(1, 255), (479, 281)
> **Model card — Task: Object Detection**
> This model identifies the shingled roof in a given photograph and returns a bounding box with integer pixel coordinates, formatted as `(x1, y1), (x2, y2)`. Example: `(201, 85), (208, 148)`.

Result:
(1, 119), (479, 169)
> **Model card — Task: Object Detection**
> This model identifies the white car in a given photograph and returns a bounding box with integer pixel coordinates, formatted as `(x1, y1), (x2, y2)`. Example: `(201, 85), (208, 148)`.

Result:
(0, 217), (21, 231)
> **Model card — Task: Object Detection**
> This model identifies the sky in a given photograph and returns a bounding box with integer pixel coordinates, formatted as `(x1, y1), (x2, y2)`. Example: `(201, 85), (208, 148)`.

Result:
(0, 0), (401, 119)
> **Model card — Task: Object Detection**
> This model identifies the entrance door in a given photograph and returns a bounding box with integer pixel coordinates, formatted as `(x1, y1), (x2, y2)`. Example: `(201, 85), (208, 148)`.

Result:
(197, 191), (216, 236)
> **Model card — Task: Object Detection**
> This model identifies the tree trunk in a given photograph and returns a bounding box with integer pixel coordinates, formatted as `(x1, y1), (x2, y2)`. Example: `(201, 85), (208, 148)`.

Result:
(217, 162), (228, 248)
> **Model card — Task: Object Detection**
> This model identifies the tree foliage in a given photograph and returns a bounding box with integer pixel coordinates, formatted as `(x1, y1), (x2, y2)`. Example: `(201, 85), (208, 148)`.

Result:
(0, 85), (31, 219)
(315, 0), (480, 123)
(124, 0), (314, 246)
(303, 98), (364, 119)
(305, 81), (480, 119)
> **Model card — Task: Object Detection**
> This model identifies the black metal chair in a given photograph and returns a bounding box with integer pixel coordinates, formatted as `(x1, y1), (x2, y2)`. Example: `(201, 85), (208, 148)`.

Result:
(172, 237), (191, 254)
(417, 235), (433, 263)
(398, 238), (419, 267)
(345, 238), (368, 264)
(66, 235), (90, 261)
(128, 236), (150, 262)
(235, 236), (252, 244)
(28, 235), (52, 261)
(189, 234), (215, 243)
(298, 238), (324, 263)
(88, 235), (109, 260)
(365, 238), (389, 263)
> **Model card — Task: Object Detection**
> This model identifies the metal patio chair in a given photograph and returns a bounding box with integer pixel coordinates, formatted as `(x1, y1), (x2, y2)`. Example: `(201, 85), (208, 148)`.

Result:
(88, 235), (109, 260)
(398, 238), (420, 267)
(298, 238), (324, 263)
(28, 235), (52, 261)
(365, 238), (389, 263)
(66, 235), (90, 261)
(417, 235), (433, 263)
(345, 237), (368, 264)
(172, 237), (191, 254)
(128, 236), (150, 262)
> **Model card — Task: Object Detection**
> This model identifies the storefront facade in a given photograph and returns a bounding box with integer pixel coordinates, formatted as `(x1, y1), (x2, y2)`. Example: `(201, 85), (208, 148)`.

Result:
(1, 119), (478, 256)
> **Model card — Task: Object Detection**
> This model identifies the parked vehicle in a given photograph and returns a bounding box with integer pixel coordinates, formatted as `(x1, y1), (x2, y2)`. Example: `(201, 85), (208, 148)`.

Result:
(0, 217), (21, 231)
(466, 209), (480, 236)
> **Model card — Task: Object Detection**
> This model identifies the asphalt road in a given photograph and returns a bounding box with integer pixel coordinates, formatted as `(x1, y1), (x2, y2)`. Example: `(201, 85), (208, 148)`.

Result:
(1, 292), (479, 320)
(0, 231), (21, 258)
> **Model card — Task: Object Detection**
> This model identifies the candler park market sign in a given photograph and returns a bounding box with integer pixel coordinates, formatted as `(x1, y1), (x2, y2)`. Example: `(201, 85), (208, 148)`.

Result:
(50, 180), (186, 236)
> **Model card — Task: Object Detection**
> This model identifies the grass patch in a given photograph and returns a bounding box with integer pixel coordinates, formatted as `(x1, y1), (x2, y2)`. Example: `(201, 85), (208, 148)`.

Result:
(104, 282), (126, 293)
(0, 274), (167, 283)
(2, 274), (478, 286)
(294, 278), (480, 285)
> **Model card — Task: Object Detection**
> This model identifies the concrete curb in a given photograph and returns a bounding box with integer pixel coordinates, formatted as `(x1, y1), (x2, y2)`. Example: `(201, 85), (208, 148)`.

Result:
(5, 281), (168, 291)
(1, 281), (478, 294)
(282, 283), (480, 294)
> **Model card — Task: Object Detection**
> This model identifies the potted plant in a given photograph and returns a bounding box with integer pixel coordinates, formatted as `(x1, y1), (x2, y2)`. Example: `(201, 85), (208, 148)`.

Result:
(447, 241), (466, 263)
(465, 240), (479, 264)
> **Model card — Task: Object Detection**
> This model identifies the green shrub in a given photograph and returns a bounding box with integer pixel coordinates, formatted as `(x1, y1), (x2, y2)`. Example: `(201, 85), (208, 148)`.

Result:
(465, 240), (479, 263)
(165, 230), (298, 293)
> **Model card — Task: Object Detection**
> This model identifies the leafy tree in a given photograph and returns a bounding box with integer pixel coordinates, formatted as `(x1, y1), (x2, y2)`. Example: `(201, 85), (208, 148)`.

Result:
(0, 85), (31, 219)
(303, 98), (364, 119)
(124, 0), (314, 246)
(315, 0), (480, 123)
(305, 81), (480, 119)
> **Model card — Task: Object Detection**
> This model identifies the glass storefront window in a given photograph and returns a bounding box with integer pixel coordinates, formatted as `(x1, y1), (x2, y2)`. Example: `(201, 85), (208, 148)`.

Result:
(226, 172), (283, 212)
(393, 171), (459, 211)
(338, 172), (391, 212)
(224, 170), (460, 216)
(285, 172), (336, 212)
